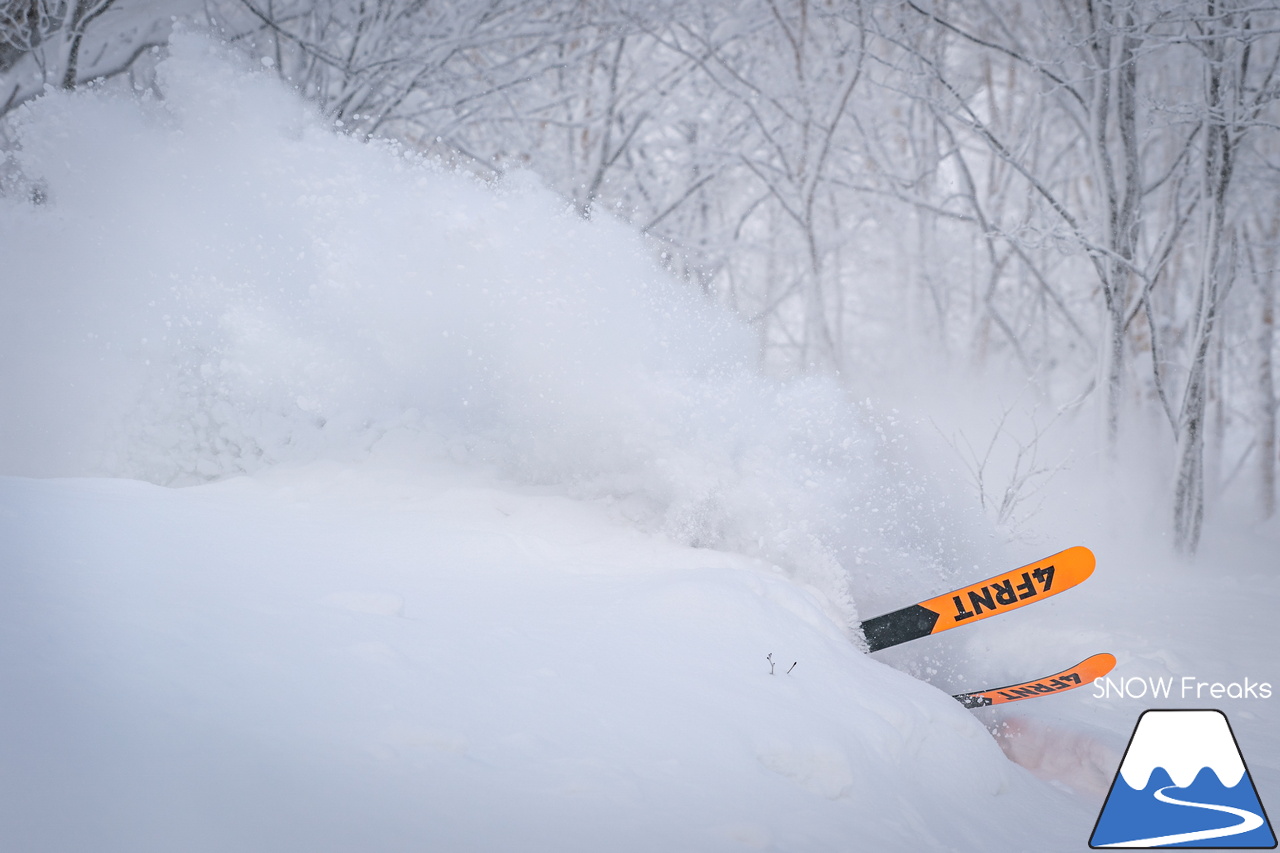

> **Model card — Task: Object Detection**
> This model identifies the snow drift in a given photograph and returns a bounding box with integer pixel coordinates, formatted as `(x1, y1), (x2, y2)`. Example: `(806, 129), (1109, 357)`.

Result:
(0, 33), (990, 626)
(0, 466), (1091, 853)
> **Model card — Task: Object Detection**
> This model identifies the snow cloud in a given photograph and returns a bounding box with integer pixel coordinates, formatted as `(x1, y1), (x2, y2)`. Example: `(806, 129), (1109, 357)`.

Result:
(0, 33), (985, 625)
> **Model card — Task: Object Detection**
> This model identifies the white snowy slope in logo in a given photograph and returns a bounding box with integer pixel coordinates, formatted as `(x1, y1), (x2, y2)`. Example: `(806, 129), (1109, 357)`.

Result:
(1118, 711), (1245, 790)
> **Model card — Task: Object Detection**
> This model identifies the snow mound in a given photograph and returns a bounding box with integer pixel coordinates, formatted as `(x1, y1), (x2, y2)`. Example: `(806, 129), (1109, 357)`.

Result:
(0, 471), (1087, 852)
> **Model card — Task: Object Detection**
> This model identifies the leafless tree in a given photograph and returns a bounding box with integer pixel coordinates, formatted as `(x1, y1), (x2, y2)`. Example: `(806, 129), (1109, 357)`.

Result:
(0, 0), (169, 117)
(8, 0), (1280, 548)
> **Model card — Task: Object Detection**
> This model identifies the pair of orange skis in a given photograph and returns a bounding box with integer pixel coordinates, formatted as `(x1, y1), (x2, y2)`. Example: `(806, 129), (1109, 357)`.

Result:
(860, 546), (1115, 708)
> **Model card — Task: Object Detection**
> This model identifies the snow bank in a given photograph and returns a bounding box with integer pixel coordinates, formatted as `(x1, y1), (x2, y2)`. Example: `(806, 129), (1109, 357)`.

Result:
(0, 33), (989, 625)
(0, 471), (1087, 853)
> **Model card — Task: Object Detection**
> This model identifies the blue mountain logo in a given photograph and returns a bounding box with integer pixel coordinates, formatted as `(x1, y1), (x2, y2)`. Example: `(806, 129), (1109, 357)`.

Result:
(1091, 709), (1276, 848)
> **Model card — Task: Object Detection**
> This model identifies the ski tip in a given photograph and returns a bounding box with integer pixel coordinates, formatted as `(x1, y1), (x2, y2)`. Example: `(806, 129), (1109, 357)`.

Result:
(1065, 651), (1117, 687)
(1043, 544), (1095, 585)
(1061, 544), (1096, 575)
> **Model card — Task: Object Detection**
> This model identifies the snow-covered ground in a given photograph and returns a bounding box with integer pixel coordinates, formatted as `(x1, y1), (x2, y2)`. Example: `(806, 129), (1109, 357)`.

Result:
(1, 34), (1276, 852)
(0, 463), (1078, 853)
(2, 461), (1275, 852)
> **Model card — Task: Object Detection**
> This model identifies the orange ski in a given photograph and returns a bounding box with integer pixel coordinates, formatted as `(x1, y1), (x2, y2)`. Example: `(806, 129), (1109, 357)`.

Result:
(953, 653), (1117, 708)
(861, 546), (1096, 652)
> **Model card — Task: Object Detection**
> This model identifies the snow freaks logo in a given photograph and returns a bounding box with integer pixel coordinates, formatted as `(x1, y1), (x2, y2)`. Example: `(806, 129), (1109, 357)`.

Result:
(1093, 675), (1273, 701)
(1090, 710), (1276, 848)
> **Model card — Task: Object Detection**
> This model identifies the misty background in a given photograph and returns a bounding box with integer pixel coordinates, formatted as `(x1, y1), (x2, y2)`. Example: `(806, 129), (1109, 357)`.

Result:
(3, 0), (1279, 562)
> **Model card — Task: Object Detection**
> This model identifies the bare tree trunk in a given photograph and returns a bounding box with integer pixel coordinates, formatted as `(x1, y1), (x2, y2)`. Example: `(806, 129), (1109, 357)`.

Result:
(1099, 1), (1142, 455)
(61, 0), (117, 90)
(1249, 234), (1277, 519)
(1262, 274), (1277, 519)
(1173, 315), (1214, 553)
(801, 232), (838, 372)
(1174, 3), (1235, 553)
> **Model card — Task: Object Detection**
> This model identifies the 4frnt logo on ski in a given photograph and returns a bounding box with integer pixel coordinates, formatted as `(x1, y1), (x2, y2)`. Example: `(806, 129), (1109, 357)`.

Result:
(860, 546), (1095, 652)
(859, 546), (1112, 707)
(953, 653), (1116, 708)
